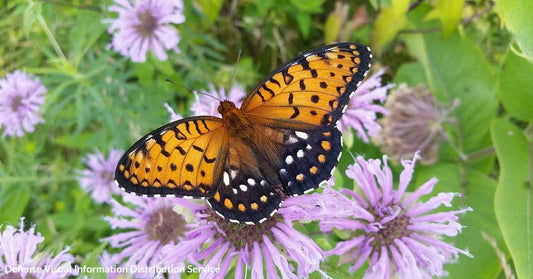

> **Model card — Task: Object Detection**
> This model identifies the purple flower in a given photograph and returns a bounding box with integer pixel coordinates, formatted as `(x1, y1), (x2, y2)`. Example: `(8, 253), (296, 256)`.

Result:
(161, 200), (325, 279)
(339, 69), (392, 142)
(79, 149), (123, 204)
(190, 84), (246, 117)
(0, 70), (46, 137)
(374, 84), (455, 164)
(0, 218), (77, 278)
(106, 0), (185, 63)
(164, 102), (182, 122)
(288, 155), (472, 278)
(101, 195), (200, 278)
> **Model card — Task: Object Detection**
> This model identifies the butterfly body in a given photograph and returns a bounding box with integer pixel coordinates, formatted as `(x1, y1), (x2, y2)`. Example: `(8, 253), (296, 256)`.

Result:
(115, 42), (372, 224)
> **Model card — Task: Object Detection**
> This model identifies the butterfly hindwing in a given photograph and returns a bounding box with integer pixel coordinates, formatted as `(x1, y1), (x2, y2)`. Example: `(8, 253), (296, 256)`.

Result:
(115, 116), (229, 198)
(275, 126), (342, 196)
(207, 165), (282, 224)
(241, 42), (372, 130)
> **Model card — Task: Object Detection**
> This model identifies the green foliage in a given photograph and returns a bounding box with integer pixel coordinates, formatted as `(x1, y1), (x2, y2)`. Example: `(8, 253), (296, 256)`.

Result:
(495, 0), (533, 58)
(492, 119), (533, 279)
(0, 0), (532, 278)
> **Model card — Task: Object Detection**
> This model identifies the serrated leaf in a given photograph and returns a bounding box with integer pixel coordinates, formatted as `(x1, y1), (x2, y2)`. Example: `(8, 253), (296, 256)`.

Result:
(491, 118), (533, 279)
(498, 50), (533, 121)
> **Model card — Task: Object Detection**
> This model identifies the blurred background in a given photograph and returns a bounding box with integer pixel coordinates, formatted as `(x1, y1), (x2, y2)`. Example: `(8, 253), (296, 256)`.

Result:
(0, 0), (531, 278)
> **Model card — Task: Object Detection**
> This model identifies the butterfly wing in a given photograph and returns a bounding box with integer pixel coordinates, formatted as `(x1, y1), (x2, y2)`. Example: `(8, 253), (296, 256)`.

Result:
(206, 165), (282, 225)
(274, 126), (342, 196)
(241, 42), (372, 130)
(115, 116), (229, 199)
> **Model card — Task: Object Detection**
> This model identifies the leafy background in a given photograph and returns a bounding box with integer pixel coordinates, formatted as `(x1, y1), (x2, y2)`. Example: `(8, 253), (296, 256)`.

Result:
(0, 0), (532, 278)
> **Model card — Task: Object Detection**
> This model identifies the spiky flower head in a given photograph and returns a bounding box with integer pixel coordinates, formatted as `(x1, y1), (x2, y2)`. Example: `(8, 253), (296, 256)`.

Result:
(101, 195), (198, 278)
(338, 69), (392, 143)
(107, 0), (185, 62)
(0, 218), (77, 279)
(79, 149), (123, 204)
(161, 199), (325, 279)
(0, 70), (46, 137)
(285, 154), (472, 278)
(374, 84), (455, 164)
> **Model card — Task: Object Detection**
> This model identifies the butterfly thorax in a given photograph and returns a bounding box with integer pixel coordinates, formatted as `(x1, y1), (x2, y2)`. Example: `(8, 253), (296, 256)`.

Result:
(218, 100), (254, 141)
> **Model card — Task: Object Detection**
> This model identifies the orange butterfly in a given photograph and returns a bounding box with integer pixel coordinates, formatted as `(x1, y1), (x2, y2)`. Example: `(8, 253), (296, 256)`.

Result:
(115, 42), (372, 224)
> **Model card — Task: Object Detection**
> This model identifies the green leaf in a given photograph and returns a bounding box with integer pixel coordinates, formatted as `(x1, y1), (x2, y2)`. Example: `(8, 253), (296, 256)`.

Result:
(324, 12), (342, 44)
(393, 62), (426, 86)
(134, 61), (155, 86)
(402, 30), (498, 153)
(289, 0), (325, 13)
(196, 0), (223, 26)
(415, 164), (503, 278)
(371, 4), (407, 53)
(498, 50), (533, 121)
(295, 13), (311, 38)
(425, 0), (464, 37)
(79, 242), (108, 279)
(0, 187), (31, 224)
(495, 0), (533, 58)
(491, 118), (533, 279)
(22, 0), (40, 35)
(68, 11), (106, 66)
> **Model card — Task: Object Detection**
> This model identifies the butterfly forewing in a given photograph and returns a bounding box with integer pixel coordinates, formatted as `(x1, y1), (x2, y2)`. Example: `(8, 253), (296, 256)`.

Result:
(241, 42), (371, 130)
(115, 116), (229, 198)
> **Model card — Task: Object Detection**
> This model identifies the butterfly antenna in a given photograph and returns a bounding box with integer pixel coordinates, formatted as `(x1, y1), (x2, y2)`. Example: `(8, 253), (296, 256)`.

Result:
(165, 78), (222, 102)
(229, 49), (242, 89)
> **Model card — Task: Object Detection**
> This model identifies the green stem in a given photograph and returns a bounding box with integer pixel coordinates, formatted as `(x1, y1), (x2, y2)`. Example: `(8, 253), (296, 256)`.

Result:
(37, 13), (67, 60)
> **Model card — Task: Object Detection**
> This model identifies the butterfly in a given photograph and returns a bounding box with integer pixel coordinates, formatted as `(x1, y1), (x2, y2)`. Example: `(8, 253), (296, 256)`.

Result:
(115, 42), (372, 224)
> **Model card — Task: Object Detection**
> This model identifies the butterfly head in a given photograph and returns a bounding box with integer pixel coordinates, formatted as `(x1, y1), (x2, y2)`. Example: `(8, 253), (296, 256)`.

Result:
(217, 100), (237, 115)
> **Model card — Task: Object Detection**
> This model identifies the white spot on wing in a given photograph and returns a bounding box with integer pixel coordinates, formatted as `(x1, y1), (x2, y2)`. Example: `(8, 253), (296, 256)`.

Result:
(306, 144), (312, 150)
(261, 180), (267, 187)
(247, 178), (256, 185)
(295, 131), (308, 139)
(223, 172), (230, 185)
(239, 184), (248, 192)
(259, 218), (267, 223)
(245, 221), (255, 225)
(270, 209), (278, 216)
(280, 169), (287, 176)
(233, 188), (238, 195)
(153, 194), (161, 198)
(286, 135), (298, 144)
(285, 155), (294, 164)
(229, 219), (240, 223)
(114, 180), (119, 187)
(231, 170), (238, 179)
(297, 149), (304, 158)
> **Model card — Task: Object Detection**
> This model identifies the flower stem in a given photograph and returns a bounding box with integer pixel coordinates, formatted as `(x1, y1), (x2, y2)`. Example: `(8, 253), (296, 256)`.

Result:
(37, 13), (67, 60)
